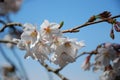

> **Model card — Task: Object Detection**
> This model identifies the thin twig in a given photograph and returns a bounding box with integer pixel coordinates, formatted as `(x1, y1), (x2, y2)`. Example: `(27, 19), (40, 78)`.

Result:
(0, 23), (23, 32)
(38, 60), (69, 80)
(0, 39), (17, 44)
(0, 20), (6, 25)
(62, 14), (120, 33)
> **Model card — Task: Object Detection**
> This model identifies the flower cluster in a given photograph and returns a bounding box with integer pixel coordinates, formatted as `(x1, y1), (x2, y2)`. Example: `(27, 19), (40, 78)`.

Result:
(14, 20), (85, 67)
(81, 42), (120, 80)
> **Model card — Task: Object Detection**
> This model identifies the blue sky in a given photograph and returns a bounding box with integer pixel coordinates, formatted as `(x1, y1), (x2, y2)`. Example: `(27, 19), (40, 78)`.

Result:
(0, 0), (120, 80)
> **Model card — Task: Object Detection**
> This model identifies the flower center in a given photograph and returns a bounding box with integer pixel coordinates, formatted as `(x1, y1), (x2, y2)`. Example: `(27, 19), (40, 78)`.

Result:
(44, 27), (51, 33)
(30, 30), (37, 37)
(104, 52), (110, 58)
(64, 42), (71, 47)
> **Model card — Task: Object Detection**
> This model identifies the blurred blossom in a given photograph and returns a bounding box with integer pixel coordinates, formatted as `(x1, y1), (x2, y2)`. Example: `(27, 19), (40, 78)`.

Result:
(94, 43), (118, 70)
(4, 34), (14, 48)
(81, 55), (91, 71)
(113, 57), (120, 76)
(82, 42), (120, 79)
(0, 0), (22, 16)
(113, 21), (120, 32)
(0, 64), (20, 80)
(100, 70), (116, 80)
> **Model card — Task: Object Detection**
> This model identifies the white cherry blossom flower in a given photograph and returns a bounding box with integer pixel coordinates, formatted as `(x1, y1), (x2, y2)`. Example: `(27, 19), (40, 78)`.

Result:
(40, 20), (62, 42)
(14, 38), (35, 59)
(92, 43), (119, 73)
(51, 39), (85, 67)
(23, 43), (35, 59)
(95, 46), (117, 69)
(95, 47), (110, 67)
(31, 41), (51, 62)
(21, 23), (38, 45)
(23, 23), (36, 31)
(13, 39), (26, 50)
(50, 37), (67, 51)
(102, 43), (118, 60)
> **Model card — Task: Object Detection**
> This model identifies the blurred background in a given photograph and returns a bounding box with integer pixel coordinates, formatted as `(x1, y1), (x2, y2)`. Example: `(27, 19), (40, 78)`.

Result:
(0, 0), (120, 80)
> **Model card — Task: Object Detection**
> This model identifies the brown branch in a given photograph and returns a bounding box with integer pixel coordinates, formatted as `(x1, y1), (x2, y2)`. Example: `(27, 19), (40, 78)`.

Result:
(62, 14), (120, 33)
(0, 23), (23, 32)
(0, 20), (6, 25)
(0, 39), (17, 44)
(38, 60), (68, 80)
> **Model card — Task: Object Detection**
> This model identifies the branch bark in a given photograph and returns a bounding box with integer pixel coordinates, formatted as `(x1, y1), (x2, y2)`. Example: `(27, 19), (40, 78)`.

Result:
(62, 14), (120, 33)
(0, 39), (17, 44)
(0, 23), (23, 32)
(38, 60), (69, 80)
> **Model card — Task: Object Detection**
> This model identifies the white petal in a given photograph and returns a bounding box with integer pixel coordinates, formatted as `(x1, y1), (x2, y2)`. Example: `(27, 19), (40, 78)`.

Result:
(23, 23), (36, 31)
(21, 31), (32, 40)
(40, 20), (49, 29)
(17, 40), (26, 50)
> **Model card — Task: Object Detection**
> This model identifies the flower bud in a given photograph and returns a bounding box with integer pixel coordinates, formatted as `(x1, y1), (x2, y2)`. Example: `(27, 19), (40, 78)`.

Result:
(99, 11), (111, 19)
(88, 15), (96, 22)
(110, 27), (115, 39)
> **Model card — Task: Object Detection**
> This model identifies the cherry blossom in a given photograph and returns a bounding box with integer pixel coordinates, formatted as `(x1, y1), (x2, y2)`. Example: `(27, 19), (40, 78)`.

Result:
(31, 41), (51, 62)
(100, 70), (116, 80)
(40, 20), (62, 42)
(0, 0), (22, 15)
(22, 23), (38, 45)
(14, 20), (85, 67)
(51, 39), (85, 67)
(0, 64), (20, 80)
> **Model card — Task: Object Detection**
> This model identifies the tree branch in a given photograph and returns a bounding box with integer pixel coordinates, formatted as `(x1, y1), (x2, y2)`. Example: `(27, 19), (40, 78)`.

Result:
(0, 23), (23, 32)
(0, 39), (17, 44)
(38, 60), (68, 80)
(62, 14), (120, 33)
(0, 20), (6, 25)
